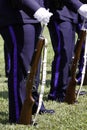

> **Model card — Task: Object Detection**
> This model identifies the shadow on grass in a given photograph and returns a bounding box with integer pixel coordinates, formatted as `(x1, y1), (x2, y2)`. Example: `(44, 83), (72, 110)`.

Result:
(0, 91), (8, 99)
(46, 80), (50, 87)
(0, 112), (9, 124)
(47, 70), (51, 74)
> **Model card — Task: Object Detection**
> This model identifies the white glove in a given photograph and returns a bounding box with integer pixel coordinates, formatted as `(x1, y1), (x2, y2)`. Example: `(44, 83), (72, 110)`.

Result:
(34, 7), (53, 25)
(78, 4), (87, 19)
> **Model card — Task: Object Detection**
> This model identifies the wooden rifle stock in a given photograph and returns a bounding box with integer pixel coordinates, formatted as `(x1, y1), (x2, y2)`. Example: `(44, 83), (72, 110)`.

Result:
(65, 29), (86, 104)
(19, 36), (45, 125)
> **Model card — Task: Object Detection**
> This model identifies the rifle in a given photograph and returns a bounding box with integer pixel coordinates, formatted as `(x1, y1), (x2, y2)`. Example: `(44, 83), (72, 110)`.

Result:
(19, 26), (45, 125)
(33, 38), (48, 125)
(65, 20), (86, 104)
(76, 29), (87, 100)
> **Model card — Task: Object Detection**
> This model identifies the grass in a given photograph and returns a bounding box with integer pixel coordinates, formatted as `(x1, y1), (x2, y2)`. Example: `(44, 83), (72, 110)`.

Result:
(0, 27), (87, 130)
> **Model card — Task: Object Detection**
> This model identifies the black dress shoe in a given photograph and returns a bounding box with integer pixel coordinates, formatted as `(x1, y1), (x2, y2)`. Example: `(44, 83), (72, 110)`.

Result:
(48, 94), (57, 101)
(79, 91), (87, 95)
(76, 90), (87, 96)
(39, 109), (55, 114)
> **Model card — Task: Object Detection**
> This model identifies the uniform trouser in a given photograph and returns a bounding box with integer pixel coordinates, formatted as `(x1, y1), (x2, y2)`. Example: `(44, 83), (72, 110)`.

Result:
(0, 23), (45, 123)
(48, 20), (76, 101)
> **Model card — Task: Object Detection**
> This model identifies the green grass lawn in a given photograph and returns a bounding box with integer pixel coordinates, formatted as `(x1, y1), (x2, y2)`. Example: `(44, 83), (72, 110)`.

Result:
(0, 27), (87, 130)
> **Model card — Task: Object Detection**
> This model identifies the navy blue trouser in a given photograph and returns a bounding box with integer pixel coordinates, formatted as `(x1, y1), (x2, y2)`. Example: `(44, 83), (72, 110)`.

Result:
(0, 23), (45, 123)
(48, 20), (76, 101)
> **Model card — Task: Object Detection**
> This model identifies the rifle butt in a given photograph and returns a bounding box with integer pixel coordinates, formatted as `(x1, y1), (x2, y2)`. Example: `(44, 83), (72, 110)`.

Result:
(65, 78), (77, 104)
(19, 97), (35, 125)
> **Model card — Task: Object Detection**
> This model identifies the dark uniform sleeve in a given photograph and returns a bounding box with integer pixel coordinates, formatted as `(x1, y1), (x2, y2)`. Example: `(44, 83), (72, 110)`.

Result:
(65, 0), (83, 12)
(80, 0), (87, 3)
(21, 0), (41, 12)
(10, 0), (41, 14)
(44, 0), (83, 12)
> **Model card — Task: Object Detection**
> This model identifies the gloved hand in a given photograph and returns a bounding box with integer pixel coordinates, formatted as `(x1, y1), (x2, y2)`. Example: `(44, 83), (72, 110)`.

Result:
(78, 4), (87, 18)
(34, 7), (53, 25)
